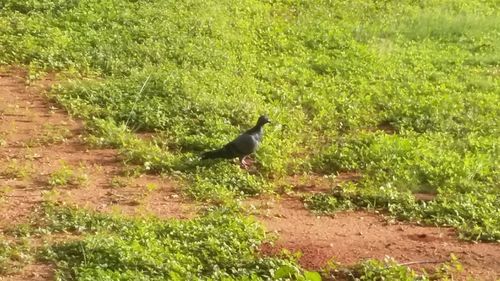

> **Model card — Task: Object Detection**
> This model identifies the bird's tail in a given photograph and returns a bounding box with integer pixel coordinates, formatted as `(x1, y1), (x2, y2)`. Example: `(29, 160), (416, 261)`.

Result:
(201, 147), (233, 160)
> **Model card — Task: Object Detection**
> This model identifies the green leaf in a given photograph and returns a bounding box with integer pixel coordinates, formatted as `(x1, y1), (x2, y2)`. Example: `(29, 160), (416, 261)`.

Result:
(304, 271), (322, 281)
(274, 265), (296, 278)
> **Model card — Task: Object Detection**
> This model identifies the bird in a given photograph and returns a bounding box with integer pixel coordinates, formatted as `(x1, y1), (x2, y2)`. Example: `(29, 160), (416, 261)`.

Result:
(201, 115), (271, 168)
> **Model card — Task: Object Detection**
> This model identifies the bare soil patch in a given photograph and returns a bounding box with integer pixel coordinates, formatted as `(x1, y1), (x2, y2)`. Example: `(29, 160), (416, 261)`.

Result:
(0, 69), (195, 279)
(250, 196), (500, 280)
(283, 172), (361, 194)
(1, 263), (54, 281)
(0, 69), (195, 225)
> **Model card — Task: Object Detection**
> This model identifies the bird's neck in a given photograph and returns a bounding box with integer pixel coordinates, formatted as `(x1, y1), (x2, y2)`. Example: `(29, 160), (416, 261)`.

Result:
(246, 123), (264, 135)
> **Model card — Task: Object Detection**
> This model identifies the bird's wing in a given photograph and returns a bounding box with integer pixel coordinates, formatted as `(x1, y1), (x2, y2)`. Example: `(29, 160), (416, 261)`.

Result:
(225, 133), (258, 156)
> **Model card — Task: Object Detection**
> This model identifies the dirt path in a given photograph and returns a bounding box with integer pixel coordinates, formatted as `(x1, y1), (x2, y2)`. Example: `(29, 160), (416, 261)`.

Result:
(249, 196), (500, 280)
(0, 69), (195, 222)
(0, 69), (195, 280)
(1, 69), (499, 280)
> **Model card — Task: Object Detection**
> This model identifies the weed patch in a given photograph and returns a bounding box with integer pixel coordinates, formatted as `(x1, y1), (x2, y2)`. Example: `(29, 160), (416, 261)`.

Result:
(332, 256), (462, 281)
(27, 124), (71, 146)
(0, 236), (33, 275)
(304, 184), (500, 241)
(48, 162), (89, 188)
(1, 159), (33, 181)
(34, 204), (314, 280)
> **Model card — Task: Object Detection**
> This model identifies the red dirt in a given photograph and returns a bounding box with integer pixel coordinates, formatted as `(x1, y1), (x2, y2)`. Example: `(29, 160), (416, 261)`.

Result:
(0, 69), (195, 223)
(249, 196), (500, 280)
(0, 69), (195, 279)
(2, 263), (54, 281)
(284, 172), (362, 194)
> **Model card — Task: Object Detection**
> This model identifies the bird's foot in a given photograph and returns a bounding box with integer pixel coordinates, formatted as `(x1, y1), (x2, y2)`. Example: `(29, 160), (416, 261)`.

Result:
(239, 157), (250, 169)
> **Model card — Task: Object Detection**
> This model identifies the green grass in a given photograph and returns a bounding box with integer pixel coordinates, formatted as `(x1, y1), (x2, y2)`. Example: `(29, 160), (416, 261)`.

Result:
(48, 161), (89, 188)
(0, 0), (498, 277)
(1, 159), (33, 181)
(33, 204), (315, 280)
(304, 183), (500, 241)
(341, 256), (462, 281)
(27, 124), (71, 146)
(11, 203), (457, 281)
(0, 235), (33, 275)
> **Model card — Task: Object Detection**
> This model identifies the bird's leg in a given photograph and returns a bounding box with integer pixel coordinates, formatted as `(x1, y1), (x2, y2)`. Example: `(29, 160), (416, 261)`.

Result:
(239, 156), (249, 169)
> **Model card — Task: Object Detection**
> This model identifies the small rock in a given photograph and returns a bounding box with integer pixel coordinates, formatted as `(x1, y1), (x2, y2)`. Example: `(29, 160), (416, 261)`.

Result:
(129, 200), (141, 206)
(417, 233), (427, 239)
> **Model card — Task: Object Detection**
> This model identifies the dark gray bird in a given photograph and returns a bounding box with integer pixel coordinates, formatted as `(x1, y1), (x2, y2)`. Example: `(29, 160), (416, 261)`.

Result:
(201, 115), (271, 167)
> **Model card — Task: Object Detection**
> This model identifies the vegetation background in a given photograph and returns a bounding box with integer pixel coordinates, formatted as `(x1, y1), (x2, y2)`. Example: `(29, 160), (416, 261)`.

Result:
(0, 0), (498, 279)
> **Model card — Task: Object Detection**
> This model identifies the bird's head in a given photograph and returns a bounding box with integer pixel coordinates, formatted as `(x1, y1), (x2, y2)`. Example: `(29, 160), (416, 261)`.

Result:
(257, 115), (271, 126)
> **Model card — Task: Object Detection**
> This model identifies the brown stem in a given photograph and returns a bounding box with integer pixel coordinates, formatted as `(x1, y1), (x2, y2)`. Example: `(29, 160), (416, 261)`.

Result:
(400, 260), (447, 266)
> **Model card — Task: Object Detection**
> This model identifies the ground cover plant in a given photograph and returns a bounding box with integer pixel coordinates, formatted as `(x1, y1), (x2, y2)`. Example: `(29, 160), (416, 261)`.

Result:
(0, 0), (499, 278)
(0, 235), (33, 275)
(1, 0), (499, 234)
(13, 203), (457, 281)
(304, 183), (500, 241)
(339, 256), (462, 281)
(31, 203), (313, 280)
